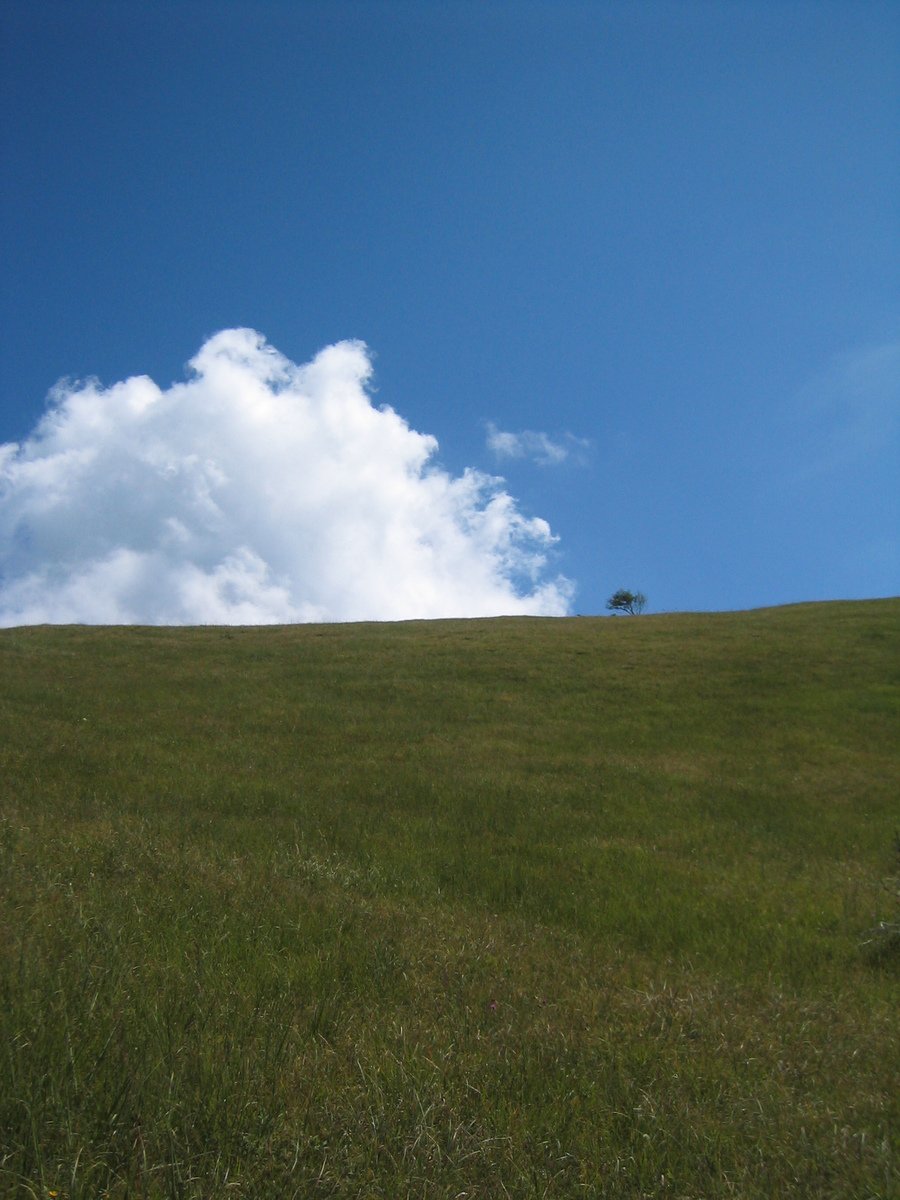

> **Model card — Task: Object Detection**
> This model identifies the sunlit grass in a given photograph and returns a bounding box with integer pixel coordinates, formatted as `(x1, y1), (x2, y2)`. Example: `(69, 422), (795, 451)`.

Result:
(1, 600), (898, 1196)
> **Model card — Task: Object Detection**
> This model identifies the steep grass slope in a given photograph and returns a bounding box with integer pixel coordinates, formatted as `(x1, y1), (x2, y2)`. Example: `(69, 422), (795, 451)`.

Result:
(1, 600), (898, 1197)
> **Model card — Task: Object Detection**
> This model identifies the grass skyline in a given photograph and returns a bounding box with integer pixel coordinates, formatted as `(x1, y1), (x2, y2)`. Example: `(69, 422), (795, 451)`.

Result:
(1, 599), (898, 1197)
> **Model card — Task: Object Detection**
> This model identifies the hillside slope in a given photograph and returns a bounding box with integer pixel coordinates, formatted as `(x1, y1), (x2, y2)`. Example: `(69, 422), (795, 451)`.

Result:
(1, 600), (898, 1197)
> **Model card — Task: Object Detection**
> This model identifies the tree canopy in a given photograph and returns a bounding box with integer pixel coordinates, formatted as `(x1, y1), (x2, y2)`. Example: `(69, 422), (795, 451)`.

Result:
(606, 589), (647, 615)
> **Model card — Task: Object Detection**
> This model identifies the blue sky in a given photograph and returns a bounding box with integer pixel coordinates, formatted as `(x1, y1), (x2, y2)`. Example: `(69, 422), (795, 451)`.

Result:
(1, 0), (897, 622)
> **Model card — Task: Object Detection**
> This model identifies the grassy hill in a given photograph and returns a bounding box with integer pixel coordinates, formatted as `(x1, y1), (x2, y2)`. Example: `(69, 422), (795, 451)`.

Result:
(1, 600), (898, 1198)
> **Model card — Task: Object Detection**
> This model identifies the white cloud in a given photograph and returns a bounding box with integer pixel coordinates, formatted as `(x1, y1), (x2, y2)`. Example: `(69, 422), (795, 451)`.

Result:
(486, 422), (589, 467)
(0, 329), (573, 626)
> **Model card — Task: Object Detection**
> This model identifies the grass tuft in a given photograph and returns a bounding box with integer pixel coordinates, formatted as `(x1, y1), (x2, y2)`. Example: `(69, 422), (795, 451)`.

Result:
(860, 832), (900, 969)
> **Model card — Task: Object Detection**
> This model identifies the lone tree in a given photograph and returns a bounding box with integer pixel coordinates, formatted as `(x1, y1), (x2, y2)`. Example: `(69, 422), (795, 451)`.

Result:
(606, 588), (647, 615)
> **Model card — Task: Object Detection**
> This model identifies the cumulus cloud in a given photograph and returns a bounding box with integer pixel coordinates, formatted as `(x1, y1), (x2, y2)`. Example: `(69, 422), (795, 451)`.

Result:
(486, 422), (589, 467)
(0, 330), (573, 626)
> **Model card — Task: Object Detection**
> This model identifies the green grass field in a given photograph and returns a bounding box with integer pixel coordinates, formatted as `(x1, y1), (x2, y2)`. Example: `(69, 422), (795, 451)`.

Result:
(1, 600), (898, 1198)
